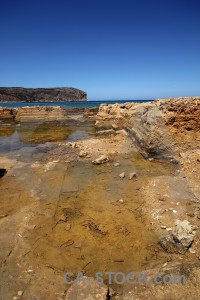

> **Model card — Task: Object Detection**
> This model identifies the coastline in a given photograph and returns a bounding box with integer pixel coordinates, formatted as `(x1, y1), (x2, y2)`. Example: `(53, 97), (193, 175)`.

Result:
(1, 96), (200, 299)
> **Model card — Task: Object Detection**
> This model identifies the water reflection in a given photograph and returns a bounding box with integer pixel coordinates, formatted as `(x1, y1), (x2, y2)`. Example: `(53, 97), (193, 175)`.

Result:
(0, 122), (16, 137)
(0, 122), (95, 153)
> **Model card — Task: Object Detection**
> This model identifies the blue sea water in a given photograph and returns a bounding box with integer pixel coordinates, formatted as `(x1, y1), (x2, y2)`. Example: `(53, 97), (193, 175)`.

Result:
(0, 100), (153, 109)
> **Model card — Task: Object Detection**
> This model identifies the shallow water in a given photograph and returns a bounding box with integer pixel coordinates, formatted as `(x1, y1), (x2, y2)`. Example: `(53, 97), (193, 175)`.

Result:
(0, 99), (153, 109)
(0, 121), (179, 294)
(0, 122), (95, 153)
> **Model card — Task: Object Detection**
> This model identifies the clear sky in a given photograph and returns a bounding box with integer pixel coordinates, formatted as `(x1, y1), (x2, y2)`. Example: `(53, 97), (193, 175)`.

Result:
(0, 0), (200, 100)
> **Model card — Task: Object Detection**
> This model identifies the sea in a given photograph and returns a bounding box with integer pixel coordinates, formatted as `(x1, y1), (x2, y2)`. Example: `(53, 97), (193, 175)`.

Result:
(0, 100), (153, 108)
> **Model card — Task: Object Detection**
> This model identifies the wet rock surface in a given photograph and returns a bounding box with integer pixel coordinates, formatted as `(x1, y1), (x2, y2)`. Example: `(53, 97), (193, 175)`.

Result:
(65, 277), (108, 300)
(1, 97), (200, 299)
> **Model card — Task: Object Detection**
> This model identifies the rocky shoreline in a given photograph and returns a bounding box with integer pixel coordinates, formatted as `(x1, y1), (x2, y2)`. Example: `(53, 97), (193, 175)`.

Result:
(1, 96), (200, 299)
(96, 96), (200, 159)
(0, 106), (98, 124)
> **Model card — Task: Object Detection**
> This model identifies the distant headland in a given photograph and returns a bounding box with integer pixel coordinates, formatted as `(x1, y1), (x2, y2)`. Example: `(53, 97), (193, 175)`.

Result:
(0, 87), (87, 102)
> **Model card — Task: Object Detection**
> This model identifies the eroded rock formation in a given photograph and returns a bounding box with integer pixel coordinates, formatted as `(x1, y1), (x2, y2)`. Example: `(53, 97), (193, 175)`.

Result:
(0, 106), (98, 124)
(95, 97), (200, 159)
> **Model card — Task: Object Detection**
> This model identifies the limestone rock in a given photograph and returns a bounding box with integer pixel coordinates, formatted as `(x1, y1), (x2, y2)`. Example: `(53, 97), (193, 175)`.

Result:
(118, 199), (124, 203)
(65, 276), (108, 300)
(113, 163), (120, 167)
(129, 172), (137, 179)
(159, 235), (186, 254)
(92, 155), (109, 165)
(172, 220), (195, 248)
(95, 97), (200, 159)
(159, 220), (195, 254)
(119, 172), (125, 178)
(79, 150), (87, 157)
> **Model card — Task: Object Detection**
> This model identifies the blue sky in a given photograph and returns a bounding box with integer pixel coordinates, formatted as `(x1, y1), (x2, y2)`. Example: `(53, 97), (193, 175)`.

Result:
(0, 0), (200, 100)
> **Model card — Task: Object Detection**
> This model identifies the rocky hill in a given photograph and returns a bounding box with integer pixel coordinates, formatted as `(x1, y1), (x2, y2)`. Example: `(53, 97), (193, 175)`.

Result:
(0, 87), (87, 102)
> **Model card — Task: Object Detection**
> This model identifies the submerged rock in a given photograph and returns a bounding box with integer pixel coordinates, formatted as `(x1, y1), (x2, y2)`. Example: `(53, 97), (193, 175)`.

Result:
(92, 155), (109, 165)
(159, 220), (195, 254)
(65, 276), (108, 300)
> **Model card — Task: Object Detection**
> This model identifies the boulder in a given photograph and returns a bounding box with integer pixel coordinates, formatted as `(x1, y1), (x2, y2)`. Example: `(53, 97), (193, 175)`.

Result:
(172, 220), (195, 248)
(159, 220), (195, 254)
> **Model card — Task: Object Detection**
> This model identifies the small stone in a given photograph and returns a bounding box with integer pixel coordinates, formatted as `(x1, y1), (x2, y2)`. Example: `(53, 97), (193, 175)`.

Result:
(112, 124), (118, 129)
(27, 269), (34, 273)
(92, 155), (109, 165)
(148, 158), (154, 161)
(170, 158), (179, 165)
(119, 172), (125, 178)
(18, 291), (23, 296)
(79, 151), (87, 157)
(113, 163), (120, 167)
(109, 287), (116, 297)
(129, 172), (137, 179)
(158, 194), (169, 201)
(118, 199), (124, 203)
(25, 224), (36, 230)
(59, 214), (67, 222)
(163, 262), (167, 267)
(166, 227), (172, 231)
(161, 225), (167, 229)
(71, 143), (78, 148)
(0, 214), (8, 218)
(65, 223), (71, 231)
(187, 212), (195, 217)
(189, 248), (196, 254)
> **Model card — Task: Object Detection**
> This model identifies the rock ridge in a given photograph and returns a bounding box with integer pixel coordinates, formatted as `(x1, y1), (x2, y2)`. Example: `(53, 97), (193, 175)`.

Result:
(0, 87), (87, 102)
